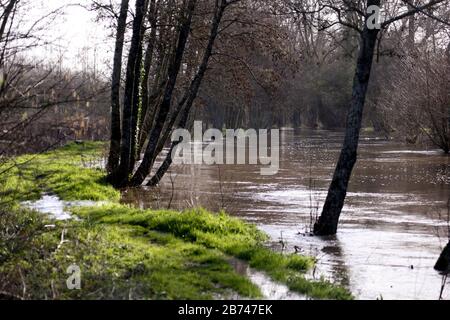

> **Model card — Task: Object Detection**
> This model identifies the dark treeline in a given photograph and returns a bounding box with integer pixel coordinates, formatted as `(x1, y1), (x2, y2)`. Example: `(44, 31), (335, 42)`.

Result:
(0, 60), (110, 155)
(2, 1), (448, 156)
(94, 0), (449, 148)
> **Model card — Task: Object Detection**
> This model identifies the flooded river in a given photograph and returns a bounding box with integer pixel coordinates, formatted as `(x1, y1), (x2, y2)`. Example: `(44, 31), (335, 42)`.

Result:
(122, 129), (450, 300)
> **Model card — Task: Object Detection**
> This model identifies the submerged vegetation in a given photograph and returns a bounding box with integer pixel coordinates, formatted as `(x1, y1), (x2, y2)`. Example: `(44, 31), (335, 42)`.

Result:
(0, 142), (352, 300)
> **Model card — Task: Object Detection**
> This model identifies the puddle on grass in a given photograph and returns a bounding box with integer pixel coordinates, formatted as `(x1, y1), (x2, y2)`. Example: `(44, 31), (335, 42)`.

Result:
(228, 258), (306, 300)
(21, 194), (100, 220)
(21, 196), (307, 300)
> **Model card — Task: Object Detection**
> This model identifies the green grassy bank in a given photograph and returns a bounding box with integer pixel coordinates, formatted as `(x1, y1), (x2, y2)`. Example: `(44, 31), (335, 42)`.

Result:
(0, 142), (352, 300)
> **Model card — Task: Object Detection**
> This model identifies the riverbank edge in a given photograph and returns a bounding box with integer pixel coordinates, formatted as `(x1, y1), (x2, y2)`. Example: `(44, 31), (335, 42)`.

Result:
(0, 141), (352, 300)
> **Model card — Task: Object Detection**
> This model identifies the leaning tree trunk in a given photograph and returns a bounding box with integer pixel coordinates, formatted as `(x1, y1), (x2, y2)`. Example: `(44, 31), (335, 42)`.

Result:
(313, 19), (379, 236)
(107, 0), (130, 175)
(138, 0), (158, 140)
(129, 0), (197, 187)
(147, 0), (227, 186)
(147, 103), (191, 186)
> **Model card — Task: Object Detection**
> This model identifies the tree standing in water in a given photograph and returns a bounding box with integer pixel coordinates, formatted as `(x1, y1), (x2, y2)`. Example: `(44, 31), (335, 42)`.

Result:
(287, 0), (449, 236)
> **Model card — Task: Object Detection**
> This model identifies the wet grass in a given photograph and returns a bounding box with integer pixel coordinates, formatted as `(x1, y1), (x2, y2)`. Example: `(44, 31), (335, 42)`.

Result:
(0, 142), (120, 205)
(0, 142), (353, 300)
(73, 204), (352, 300)
(0, 210), (260, 299)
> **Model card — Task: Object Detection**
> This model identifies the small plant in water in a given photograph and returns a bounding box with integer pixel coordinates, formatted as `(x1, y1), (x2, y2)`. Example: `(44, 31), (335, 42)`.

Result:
(299, 159), (319, 236)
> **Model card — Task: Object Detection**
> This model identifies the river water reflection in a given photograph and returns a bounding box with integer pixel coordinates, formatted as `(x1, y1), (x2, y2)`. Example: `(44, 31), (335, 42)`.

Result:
(122, 129), (450, 300)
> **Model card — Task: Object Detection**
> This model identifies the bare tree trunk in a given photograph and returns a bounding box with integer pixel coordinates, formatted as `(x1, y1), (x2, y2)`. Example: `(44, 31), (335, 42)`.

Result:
(107, 0), (130, 176)
(446, 43), (450, 153)
(147, 0), (227, 186)
(407, 1), (416, 51)
(130, 0), (197, 187)
(129, 37), (145, 172)
(314, 12), (379, 236)
(137, 6), (177, 152)
(147, 102), (191, 186)
(114, 0), (149, 186)
(138, 0), (158, 136)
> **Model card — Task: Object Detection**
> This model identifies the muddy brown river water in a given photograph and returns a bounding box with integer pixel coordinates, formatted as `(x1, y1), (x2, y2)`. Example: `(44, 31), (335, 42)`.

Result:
(121, 129), (450, 300)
